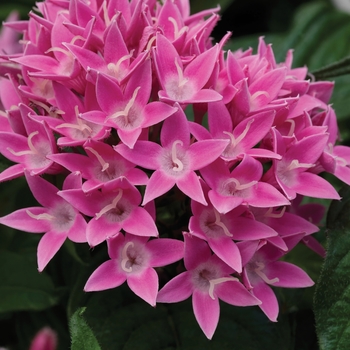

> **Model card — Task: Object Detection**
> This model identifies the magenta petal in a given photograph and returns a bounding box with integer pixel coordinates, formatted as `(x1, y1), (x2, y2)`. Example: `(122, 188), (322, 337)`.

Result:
(87, 218), (121, 247)
(177, 172), (207, 205)
(252, 282), (278, 322)
(0, 163), (25, 182)
(66, 213), (87, 243)
(216, 280), (261, 306)
(115, 141), (161, 169)
(249, 182), (290, 207)
(37, 230), (67, 272)
(142, 170), (174, 205)
(208, 238), (242, 272)
(295, 172), (341, 199)
(184, 233), (211, 269)
(0, 207), (52, 233)
(209, 190), (243, 214)
(123, 207), (158, 237)
(192, 289), (220, 340)
(147, 238), (184, 266)
(127, 267), (158, 306)
(157, 272), (193, 303)
(187, 139), (229, 170)
(84, 260), (126, 291)
(267, 261), (314, 288)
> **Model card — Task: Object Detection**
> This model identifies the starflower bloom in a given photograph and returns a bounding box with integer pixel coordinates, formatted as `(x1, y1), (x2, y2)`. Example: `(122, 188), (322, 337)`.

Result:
(0, 171), (87, 271)
(157, 233), (261, 339)
(200, 155), (289, 214)
(116, 107), (229, 205)
(58, 177), (158, 247)
(48, 139), (148, 192)
(271, 128), (341, 200)
(85, 233), (184, 307)
(0, 104), (60, 182)
(189, 181), (278, 272)
(153, 34), (222, 105)
(239, 239), (314, 322)
(81, 60), (177, 148)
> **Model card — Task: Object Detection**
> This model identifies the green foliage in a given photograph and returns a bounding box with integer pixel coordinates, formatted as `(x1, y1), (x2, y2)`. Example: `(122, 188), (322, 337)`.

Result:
(0, 251), (60, 313)
(314, 186), (350, 350)
(69, 286), (293, 350)
(70, 308), (102, 350)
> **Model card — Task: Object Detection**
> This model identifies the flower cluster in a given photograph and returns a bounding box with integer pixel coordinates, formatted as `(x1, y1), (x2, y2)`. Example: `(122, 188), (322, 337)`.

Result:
(0, 0), (349, 340)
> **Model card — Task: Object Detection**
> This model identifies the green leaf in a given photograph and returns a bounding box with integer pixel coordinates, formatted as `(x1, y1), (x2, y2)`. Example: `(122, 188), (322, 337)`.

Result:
(314, 185), (350, 349)
(79, 285), (292, 350)
(0, 251), (60, 312)
(70, 307), (101, 350)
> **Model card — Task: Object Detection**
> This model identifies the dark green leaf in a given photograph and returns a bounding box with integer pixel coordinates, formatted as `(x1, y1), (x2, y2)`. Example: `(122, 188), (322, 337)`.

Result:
(314, 185), (350, 349)
(0, 251), (60, 312)
(80, 285), (292, 350)
(70, 307), (101, 350)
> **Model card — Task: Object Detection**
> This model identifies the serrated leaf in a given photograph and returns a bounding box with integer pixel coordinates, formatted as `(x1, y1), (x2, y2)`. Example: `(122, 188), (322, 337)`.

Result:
(70, 307), (101, 350)
(0, 251), (60, 312)
(314, 185), (350, 350)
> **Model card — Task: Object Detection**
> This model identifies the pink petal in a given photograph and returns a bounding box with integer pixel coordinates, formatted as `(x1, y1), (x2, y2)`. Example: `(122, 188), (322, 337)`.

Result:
(252, 282), (278, 322)
(37, 230), (67, 272)
(147, 238), (184, 266)
(87, 217), (122, 247)
(208, 238), (242, 273)
(127, 267), (158, 306)
(0, 207), (52, 233)
(123, 207), (158, 237)
(157, 272), (193, 303)
(267, 261), (314, 288)
(216, 280), (261, 306)
(84, 260), (126, 291)
(177, 171), (207, 205)
(192, 289), (220, 340)
(187, 139), (229, 170)
(184, 233), (211, 269)
(295, 172), (340, 199)
(115, 141), (161, 170)
(142, 170), (175, 205)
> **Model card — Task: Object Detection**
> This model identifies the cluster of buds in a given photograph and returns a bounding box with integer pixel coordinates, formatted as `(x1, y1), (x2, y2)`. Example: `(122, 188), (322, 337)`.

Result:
(0, 0), (349, 339)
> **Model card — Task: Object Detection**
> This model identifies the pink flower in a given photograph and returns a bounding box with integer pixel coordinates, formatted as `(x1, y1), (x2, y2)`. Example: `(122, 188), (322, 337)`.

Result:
(239, 240), (314, 322)
(58, 177), (158, 247)
(84, 233), (184, 306)
(157, 233), (260, 339)
(29, 327), (57, 350)
(0, 171), (87, 271)
(116, 107), (229, 205)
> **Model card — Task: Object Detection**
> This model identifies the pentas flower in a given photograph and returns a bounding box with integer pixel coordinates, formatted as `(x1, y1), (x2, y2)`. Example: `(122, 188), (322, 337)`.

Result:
(200, 155), (289, 214)
(0, 104), (60, 182)
(58, 177), (158, 247)
(0, 171), (87, 271)
(116, 107), (229, 205)
(48, 139), (148, 192)
(81, 60), (177, 148)
(239, 239), (314, 322)
(189, 181), (279, 272)
(206, 101), (280, 161)
(85, 233), (184, 306)
(153, 34), (222, 105)
(0, 0), (349, 341)
(157, 233), (261, 339)
(32, 82), (110, 147)
(271, 128), (341, 200)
